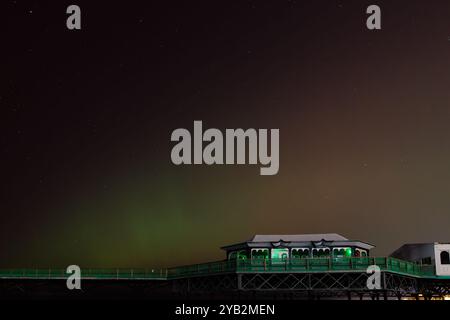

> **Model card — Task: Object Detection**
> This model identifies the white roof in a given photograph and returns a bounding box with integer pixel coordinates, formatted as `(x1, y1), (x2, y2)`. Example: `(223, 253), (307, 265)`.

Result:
(250, 233), (348, 242)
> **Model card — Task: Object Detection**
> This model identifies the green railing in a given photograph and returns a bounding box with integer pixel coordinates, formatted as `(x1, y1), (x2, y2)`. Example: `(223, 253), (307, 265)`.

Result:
(0, 257), (441, 280)
(0, 268), (167, 280)
(167, 260), (236, 278)
(235, 257), (436, 277)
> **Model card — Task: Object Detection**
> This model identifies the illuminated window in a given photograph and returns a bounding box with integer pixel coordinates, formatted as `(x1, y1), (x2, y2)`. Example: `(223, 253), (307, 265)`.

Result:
(271, 248), (289, 261)
(237, 250), (248, 261)
(333, 247), (352, 257)
(345, 248), (352, 257)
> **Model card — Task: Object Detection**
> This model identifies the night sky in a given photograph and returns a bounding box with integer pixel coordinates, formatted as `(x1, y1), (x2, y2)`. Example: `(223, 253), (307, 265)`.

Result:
(2, 0), (450, 268)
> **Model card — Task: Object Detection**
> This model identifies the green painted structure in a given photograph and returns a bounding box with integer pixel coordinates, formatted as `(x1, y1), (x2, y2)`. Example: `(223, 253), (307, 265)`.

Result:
(0, 256), (448, 281)
(1, 234), (449, 283)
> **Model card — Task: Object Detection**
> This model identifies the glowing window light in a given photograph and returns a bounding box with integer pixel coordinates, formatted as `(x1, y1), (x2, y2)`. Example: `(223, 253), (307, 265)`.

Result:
(345, 248), (353, 257)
